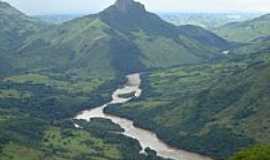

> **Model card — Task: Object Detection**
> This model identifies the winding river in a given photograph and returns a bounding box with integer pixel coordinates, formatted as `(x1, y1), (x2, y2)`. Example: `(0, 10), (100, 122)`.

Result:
(75, 73), (212, 160)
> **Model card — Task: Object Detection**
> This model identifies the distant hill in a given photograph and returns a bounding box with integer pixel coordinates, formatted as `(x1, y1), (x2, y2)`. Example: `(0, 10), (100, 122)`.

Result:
(35, 14), (82, 24)
(215, 14), (270, 42)
(160, 12), (261, 29)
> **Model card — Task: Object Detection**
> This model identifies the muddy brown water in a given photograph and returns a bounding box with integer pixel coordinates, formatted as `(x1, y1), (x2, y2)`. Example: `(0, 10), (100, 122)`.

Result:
(75, 73), (213, 160)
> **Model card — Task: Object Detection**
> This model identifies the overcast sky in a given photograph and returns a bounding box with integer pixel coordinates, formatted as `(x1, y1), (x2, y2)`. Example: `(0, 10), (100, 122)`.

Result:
(3, 0), (270, 15)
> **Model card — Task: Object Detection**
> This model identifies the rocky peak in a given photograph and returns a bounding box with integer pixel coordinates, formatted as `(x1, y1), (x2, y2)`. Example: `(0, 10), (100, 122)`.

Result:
(113, 0), (145, 13)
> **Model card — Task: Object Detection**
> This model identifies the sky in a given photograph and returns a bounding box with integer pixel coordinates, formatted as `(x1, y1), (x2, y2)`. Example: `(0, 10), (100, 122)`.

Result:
(2, 0), (270, 15)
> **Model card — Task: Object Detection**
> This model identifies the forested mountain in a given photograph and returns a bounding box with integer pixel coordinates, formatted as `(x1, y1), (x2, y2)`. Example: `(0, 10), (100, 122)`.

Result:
(215, 14), (270, 42)
(2, 0), (231, 77)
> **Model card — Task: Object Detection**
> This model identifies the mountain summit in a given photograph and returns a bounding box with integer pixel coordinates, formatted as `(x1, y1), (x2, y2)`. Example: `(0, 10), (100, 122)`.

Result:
(113, 0), (145, 12)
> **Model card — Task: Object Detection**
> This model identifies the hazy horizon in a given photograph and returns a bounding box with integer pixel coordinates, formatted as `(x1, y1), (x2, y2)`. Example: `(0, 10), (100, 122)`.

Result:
(2, 0), (270, 15)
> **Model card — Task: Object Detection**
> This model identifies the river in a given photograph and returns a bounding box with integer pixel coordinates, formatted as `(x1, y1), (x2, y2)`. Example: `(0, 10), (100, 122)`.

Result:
(75, 73), (213, 160)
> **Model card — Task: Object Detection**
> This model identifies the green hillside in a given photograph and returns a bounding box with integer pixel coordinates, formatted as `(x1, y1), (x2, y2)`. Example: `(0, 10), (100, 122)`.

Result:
(99, 0), (231, 67)
(17, 17), (120, 77)
(214, 14), (270, 42)
(105, 41), (270, 159)
(0, 1), (49, 75)
(0, 1), (43, 49)
(8, 0), (231, 78)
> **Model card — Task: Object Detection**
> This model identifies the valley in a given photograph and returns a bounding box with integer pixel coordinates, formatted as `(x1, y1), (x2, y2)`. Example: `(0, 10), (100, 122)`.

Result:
(0, 0), (270, 160)
(76, 73), (212, 160)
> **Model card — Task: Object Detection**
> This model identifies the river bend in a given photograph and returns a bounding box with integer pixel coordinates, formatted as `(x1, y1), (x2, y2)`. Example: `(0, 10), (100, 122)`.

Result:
(75, 73), (212, 160)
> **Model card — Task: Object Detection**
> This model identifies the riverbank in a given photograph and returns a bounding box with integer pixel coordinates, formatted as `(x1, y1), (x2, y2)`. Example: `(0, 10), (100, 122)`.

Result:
(104, 65), (257, 160)
(75, 73), (213, 160)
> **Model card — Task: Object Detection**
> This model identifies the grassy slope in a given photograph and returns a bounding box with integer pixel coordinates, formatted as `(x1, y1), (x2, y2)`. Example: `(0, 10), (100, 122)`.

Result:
(105, 43), (270, 159)
(0, 1), (43, 49)
(15, 17), (118, 77)
(0, 1), (48, 75)
(99, 1), (231, 68)
(214, 14), (270, 42)
(0, 1), (123, 77)
(132, 31), (201, 67)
